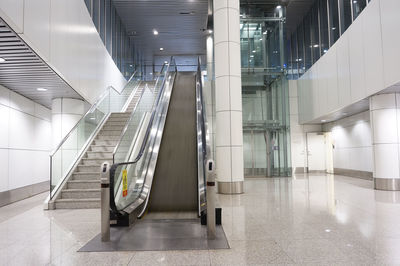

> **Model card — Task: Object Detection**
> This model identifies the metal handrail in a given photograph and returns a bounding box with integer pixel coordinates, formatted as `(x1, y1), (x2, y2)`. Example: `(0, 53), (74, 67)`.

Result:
(112, 61), (171, 163)
(109, 56), (176, 214)
(50, 70), (139, 156)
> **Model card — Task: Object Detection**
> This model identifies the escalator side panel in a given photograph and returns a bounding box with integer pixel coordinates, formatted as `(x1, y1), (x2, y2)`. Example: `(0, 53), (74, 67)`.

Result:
(149, 72), (197, 212)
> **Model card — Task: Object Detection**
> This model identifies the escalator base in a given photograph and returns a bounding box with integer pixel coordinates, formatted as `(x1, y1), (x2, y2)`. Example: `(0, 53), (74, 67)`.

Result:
(79, 219), (229, 252)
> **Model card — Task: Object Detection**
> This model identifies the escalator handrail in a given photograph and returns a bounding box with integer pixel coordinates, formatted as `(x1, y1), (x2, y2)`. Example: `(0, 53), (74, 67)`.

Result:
(50, 70), (140, 157)
(109, 57), (176, 213)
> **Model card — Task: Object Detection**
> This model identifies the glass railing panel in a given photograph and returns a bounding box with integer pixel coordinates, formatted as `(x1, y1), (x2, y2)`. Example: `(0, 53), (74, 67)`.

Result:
(111, 58), (176, 212)
(50, 71), (142, 198)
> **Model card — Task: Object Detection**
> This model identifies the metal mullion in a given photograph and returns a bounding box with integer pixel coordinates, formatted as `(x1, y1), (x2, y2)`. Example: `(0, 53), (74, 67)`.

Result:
(350, 0), (354, 22)
(317, 0), (322, 57)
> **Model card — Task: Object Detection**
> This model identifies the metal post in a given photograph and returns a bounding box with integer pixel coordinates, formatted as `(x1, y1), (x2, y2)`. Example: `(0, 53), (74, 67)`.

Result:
(100, 162), (110, 242)
(206, 159), (216, 239)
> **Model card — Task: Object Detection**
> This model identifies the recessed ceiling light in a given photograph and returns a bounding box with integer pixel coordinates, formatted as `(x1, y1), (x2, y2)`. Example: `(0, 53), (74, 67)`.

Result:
(208, 29), (213, 34)
(313, 44), (319, 48)
(129, 64), (133, 67)
(153, 29), (159, 35)
(263, 31), (267, 35)
(164, 61), (168, 64)
(321, 119), (326, 123)
(37, 88), (47, 91)
(276, 5), (282, 9)
(90, 117), (96, 120)
(0, 57), (5, 63)
(259, 38), (263, 41)
(252, 50), (256, 53)
(159, 47), (164, 51)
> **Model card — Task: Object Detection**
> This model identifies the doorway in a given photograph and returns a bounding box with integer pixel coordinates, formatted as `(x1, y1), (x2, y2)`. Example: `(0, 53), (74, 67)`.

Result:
(306, 132), (333, 173)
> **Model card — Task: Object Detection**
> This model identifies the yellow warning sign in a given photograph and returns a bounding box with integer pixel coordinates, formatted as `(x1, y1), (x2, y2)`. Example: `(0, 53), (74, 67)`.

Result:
(122, 169), (128, 197)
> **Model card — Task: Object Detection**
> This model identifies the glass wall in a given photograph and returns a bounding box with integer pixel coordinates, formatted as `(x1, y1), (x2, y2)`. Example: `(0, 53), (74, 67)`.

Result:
(288, 0), (371, 79)
(240, 5), (292, 177)
(84, 0), (136, 79)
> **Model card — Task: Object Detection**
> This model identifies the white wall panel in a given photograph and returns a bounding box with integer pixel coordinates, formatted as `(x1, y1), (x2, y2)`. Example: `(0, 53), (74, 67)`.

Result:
(380, 0), (400, 88)
(317, 57), (329, 115)
(324, 111), (372, 172)
(336, 33), (352, 109)
(326, 46), (339, 113)
(22, 0), (51, 61)
(0, 0), (24, 33)
(0, 105), (9, 148)
(348, 18), (366, 103)
(0, 85), (9, 106)
(0, 85), (51, 192)
(297, 0), (400, 124)
(0, 149), (8, 192)
(9, 91), (35, 115)
(362, 0), (384, 96)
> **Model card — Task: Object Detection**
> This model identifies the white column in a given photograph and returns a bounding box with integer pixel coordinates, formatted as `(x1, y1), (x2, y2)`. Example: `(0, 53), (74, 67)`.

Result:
(52, 98), (86, 148)
(205, 35), (216, 161)
(213, 0), (244, 194)
(370, 93), (400, 190)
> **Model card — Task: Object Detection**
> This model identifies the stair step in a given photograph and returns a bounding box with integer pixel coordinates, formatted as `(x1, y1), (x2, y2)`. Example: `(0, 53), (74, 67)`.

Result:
(98, 130), (123, 136)
(61, 189), (100, 199)
(77, 165), (102, 173)
(86, 151), (113, 159)
(72, 172), (99, 180)
(93, 139), (119, 146)
(67, 180), (99, 189)
(81, 158), (112, 166)
(102, 125), (125, 131)
(55, 198), (100, 209)
(104, 121), (127, 126)
(90, 145), (115, 152)
(96, 135), (120, 140)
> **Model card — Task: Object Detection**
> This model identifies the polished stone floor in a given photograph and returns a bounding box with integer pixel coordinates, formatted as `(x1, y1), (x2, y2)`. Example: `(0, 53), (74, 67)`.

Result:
(1, 174), (400, 265)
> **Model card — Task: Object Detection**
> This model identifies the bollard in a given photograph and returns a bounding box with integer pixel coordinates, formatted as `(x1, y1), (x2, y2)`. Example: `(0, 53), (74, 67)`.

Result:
(100, 162), (110, 242)
(206, 159), (216, 239)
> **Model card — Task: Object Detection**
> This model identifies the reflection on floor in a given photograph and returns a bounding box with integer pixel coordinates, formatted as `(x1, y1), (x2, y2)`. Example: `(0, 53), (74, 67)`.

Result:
(1, 174), (400, 265)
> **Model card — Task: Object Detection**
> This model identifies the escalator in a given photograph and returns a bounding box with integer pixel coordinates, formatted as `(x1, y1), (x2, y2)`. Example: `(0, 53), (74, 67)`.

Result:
(109, 57), (209, 225)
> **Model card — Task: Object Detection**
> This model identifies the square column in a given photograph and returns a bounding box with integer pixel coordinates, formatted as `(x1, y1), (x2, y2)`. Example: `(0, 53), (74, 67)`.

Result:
(213, 0), (244, 194)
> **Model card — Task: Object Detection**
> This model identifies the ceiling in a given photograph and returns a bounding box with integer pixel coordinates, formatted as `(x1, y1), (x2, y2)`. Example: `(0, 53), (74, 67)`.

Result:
(113, 0), (209, 65)
(113, 0), (313, 64)
(0, 19), (84, 109)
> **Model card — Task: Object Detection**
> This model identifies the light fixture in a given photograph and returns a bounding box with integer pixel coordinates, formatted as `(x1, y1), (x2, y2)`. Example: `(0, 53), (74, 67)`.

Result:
(129, 64), (133, 67)
(332, 27), (336, 30)
(263, 31), (267, 35)
(252, 50), (256, 53)
(153, 29), (159, 35)
(321, 119), (326, 123)
(164, 61), (168, 64)
(250, 55), (254, 58)
(259, 38), (263, 41)
(323, 49), (328, 53)
(240, 14), (243, 17)
(149, 72), (153, 75)
(159, 47), (164, 51)
(276, 5), (282, 9)
(208, 29), (213, 34)
(313, 44), (319, 48)
(36, 88), (47, 92)
(342, 112), (348, 116)
(90, 117), (96, 120)
(0, 57), (5, 63)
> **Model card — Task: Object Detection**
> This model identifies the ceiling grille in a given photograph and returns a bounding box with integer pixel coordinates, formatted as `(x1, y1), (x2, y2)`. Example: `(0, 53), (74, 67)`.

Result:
(0, 19), (84, 109)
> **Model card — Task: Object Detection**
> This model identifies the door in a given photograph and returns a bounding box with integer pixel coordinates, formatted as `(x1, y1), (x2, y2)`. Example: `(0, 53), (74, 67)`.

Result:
(306, 132), (326, 172)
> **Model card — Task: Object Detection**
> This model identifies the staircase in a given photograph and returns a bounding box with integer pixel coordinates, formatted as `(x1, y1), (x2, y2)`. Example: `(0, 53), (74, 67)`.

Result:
(54, 87), (143, 209)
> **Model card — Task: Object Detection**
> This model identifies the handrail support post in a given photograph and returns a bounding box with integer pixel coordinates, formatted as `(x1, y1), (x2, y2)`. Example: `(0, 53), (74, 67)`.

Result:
(100, 162), (111, 242)
(206, 159), (216, 239)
